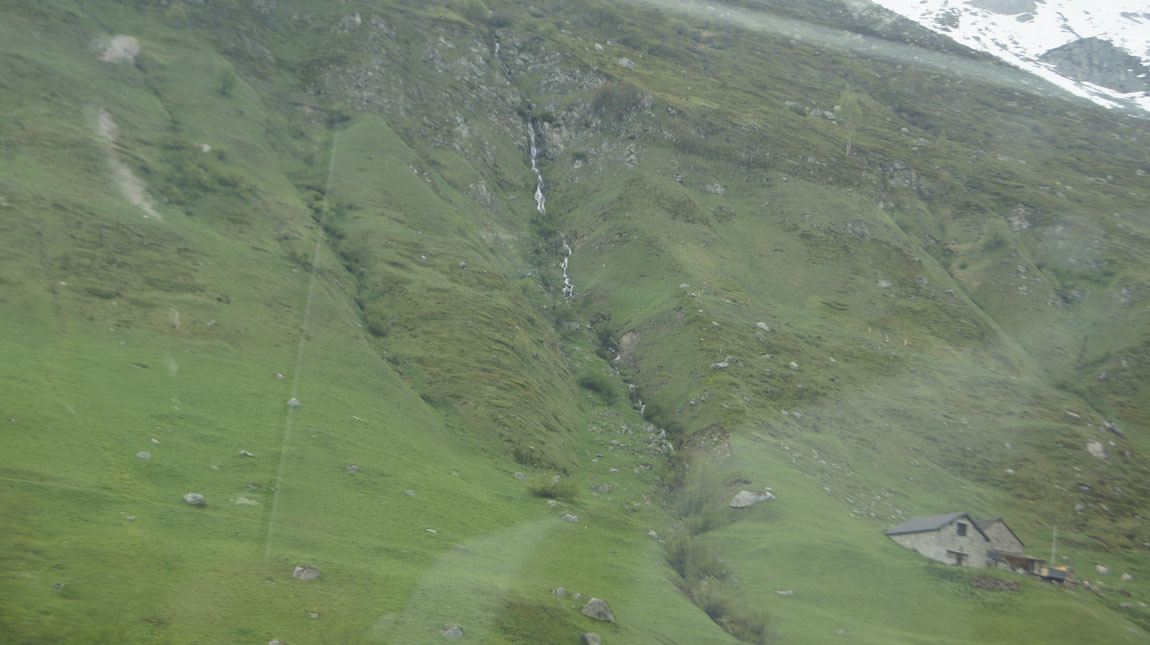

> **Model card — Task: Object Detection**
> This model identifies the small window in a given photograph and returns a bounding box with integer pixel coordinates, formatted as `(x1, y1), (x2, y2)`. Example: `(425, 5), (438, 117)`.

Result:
(948, 550), (967, 566)
(957, 522), (968, 536)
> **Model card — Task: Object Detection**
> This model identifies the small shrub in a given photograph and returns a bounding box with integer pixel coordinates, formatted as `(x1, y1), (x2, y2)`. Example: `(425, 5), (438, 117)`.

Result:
(217, 64), (238, 97)
(591, 81), (646, 119)
(488, 9), (514, 27)
(666, 529), (729, 583)
(982, 232), (1006, 252)
(577, 370), (617, 403)
(528, 475), (579, 499)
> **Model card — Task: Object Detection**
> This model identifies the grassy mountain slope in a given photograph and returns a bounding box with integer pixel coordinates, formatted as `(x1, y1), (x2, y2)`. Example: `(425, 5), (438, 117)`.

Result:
(1, 0), (1148, 642)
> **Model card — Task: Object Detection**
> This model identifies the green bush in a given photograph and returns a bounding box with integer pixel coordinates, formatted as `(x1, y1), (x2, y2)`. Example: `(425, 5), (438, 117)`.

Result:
(577, 370), (618, 403)
(666, 529), (730, 583)
(527, 475), (580, 499)
(591, 81), (646, 119)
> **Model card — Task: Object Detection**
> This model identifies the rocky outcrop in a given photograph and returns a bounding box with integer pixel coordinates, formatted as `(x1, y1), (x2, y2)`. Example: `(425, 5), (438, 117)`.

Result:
(730, 489), (775, 508)
(1039, 38), (1150, 94)
(966, 0), (1035, 15)
(581, 597), (615, 623)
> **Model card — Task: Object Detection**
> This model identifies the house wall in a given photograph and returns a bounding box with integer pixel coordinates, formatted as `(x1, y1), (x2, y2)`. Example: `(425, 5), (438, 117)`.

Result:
(982, 521), (1023, 554)
(889, 518), (988, 568)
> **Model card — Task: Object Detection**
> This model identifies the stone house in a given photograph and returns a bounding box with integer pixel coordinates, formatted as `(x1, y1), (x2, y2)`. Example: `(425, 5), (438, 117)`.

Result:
(884, 512), (990, 568)
(977, 517), (1045, 573)
(976, 517), (1024, 554)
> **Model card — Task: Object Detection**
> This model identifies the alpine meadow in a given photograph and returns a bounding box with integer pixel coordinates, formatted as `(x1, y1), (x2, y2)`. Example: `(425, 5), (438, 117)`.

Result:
(1, 0), (1149, 643)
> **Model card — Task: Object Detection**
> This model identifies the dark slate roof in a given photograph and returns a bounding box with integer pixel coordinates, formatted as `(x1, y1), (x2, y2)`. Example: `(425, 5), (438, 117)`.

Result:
(975, 517), (1025, 549)
(885, 513), (991, 542)
(885, 512), (967, 535)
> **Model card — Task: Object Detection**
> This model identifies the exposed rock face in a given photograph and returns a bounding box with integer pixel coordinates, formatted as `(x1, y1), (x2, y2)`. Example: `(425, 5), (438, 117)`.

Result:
(183, 493), (207, 507)
(1087, 441), (1109, 460)
(581, 597), (615, 623)
(581, 633), (602, 645)
(1039, 38), (1150, 94)
(292, 565), (322, 581)
(966, 0), (1035, 14)
(99, 35), (140, 63)
(730, 490), (775, 508)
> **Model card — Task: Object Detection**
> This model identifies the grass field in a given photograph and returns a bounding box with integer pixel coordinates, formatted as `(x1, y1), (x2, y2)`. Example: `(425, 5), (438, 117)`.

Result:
(1, 0), (1148, 642)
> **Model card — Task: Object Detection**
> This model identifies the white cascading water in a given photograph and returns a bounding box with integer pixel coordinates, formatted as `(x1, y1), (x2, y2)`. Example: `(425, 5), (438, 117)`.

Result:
(496, 38), (574, 299)
(629, 383), (646, 417)
(527, 118), (574, 299)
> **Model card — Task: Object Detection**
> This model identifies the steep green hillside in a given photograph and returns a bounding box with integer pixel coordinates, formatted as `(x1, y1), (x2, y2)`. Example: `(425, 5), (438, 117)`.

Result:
(1, 0), (1148, 643)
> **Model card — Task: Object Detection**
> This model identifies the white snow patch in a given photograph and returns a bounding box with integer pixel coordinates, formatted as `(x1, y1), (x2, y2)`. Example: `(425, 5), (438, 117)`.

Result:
(871, 0), (1150, 112)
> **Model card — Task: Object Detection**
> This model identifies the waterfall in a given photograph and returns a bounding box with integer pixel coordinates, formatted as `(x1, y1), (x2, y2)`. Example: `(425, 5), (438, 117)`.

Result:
(527, 112), (574, 299)
(497, 37), (573, 300)
(629, 383), (646, 417)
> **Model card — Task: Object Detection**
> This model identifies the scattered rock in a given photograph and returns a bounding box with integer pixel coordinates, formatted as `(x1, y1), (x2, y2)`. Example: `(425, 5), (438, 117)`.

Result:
(126, 515), (135, 521)
(459, 262), (467, 270)
(710, 361), (730, 369)
(1120, 602), (1135, 610)
(346, 464), (360, 472)
(878, 280), (892, 289)
(307, 611), (320, 619)
(292, 565), (321, 580)
(287, 397), (301, 407)
(755, 322), (771, 332)
(240, 450), (254, 457)
(553, 587), (568, 597)
(561, 513), (579, 523)
(443, 625), (464, 639)
(679, 283), (691, 289)
(775, 589), (795, 596)
(183, 493), (207, 507)
(136, 451), (151, 460)
(232, 496), (259, 506)
(1122, 572), (1134, 582)
(581, 598), (616, 623)
(514, 472), (526, 481)
(1096, 564), (1110, 575)
(1105, 421), (1125, 438)
(1086, 441), (1108, 460)
(403, 490), (415, 497)
(1075, 504), (1085, 513)
(788, 361), (798, 370)
(647, 529), (659, 540)
(547, 500), (558, 508)
(618, 57), (635, 68)
(275, 373), (285, 379)
(426, 528), (439, 534)
(268, 640), (283, 645)
(581, 633), (602, 645)
(730, 490), (775, 508)
(151, 438), (161, 445)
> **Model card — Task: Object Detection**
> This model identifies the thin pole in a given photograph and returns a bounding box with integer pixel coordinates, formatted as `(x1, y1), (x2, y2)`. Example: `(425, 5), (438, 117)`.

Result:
(1050, 524), (1057, 564)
